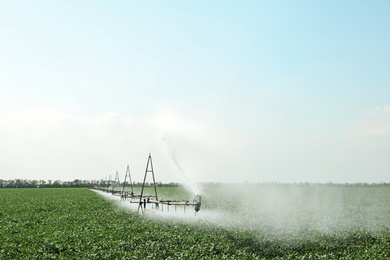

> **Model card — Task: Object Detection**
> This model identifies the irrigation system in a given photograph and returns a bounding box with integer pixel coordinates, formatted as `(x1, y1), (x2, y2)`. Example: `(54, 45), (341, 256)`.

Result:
(94, 154), (202, 215)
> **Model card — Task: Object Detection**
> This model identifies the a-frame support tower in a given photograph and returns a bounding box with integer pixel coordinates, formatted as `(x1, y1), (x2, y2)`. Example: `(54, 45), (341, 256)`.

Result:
(121, 165), (134, 200)
(111, 171), (120, 195)
(137, 153), (158, 214)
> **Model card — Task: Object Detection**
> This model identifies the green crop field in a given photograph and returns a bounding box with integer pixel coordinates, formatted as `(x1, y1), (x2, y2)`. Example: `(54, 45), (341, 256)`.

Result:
(1, 186), (390, 259)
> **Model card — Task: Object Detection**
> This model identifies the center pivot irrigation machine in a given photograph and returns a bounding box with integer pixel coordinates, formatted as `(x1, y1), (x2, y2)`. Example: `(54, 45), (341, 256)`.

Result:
(95, 154), (202, 215)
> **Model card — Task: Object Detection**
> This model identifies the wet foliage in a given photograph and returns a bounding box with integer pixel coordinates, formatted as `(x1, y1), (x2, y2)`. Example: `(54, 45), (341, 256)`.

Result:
(0, 188), (390, 259)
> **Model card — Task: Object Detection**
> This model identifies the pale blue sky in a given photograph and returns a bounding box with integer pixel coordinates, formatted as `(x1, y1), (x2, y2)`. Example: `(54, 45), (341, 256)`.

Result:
(0, 1), (389, 184)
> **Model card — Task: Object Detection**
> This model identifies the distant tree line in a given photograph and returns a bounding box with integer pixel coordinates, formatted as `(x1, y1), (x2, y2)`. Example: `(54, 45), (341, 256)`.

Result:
(0, 179), (179, 188)
(0, 179), (94, 188)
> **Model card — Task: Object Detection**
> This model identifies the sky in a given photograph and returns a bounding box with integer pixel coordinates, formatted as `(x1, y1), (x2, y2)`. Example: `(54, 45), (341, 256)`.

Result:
(0, 1), (389, 184)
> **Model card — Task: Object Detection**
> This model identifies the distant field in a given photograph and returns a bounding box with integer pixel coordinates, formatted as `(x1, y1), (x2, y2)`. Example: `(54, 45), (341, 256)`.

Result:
(1, 186), (390, 259)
